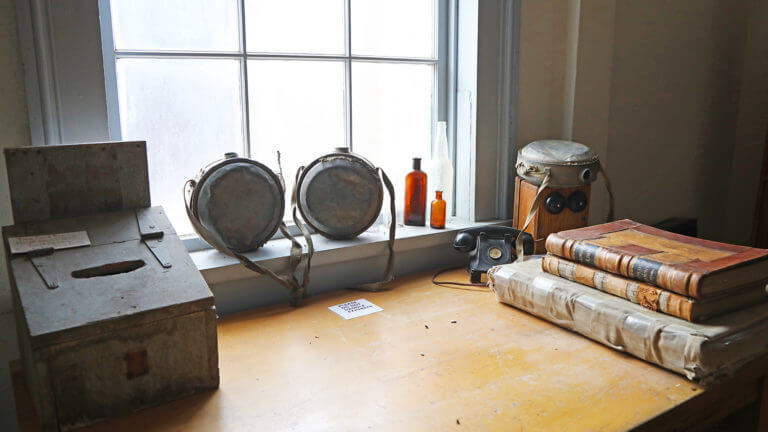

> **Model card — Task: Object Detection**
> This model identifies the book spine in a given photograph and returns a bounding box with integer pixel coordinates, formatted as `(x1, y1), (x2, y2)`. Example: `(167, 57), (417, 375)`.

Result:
(545, 234), (701, 297)
(541, 255), (694, 321)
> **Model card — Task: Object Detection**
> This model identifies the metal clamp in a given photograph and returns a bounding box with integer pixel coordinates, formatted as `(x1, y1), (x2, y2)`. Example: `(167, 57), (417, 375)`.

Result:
(28, 247), (59, 289)
(135, 209), (172, 268)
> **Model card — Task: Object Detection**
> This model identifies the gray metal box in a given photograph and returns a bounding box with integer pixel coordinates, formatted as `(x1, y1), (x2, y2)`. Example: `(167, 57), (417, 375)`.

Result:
(3, 142), (219, 431)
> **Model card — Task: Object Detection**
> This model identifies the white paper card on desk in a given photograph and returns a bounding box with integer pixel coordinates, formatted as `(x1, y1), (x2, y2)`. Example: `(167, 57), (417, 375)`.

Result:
(8, 231), (91, 254)
(329, 299), (383, 320)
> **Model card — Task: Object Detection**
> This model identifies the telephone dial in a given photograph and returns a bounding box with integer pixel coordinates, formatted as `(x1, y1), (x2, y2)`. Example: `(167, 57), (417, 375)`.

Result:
(453, 226), (534, 283)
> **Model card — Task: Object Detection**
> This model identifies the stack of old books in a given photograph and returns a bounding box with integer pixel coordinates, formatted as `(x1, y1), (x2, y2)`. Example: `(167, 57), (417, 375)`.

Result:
(488, 219), (768, 383)
(543, 220), (768, 322)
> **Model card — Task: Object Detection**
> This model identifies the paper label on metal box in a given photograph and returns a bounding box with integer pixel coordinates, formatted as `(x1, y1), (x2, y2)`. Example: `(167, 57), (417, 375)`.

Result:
(8, 231), (91, 254)
(328, 299), (383, 320)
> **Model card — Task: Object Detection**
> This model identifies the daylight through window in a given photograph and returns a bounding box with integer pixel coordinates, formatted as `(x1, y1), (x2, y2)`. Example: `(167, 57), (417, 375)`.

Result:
(107, 0), (442, 235)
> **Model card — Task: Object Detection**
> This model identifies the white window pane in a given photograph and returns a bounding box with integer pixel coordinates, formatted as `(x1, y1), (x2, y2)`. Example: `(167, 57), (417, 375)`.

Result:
(352, 62), (433, 209)
(351, 0), (435, 58)
(245, 0), (345, 54)
(247, 59), (346, 218)
(111, 0), (239, 52)
(117, 58), (244, 235)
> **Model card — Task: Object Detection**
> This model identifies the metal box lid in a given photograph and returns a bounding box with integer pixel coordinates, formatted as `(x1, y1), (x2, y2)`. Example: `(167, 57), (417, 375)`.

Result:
(516, 140), (601, 187)
(4, 207), (214, 348)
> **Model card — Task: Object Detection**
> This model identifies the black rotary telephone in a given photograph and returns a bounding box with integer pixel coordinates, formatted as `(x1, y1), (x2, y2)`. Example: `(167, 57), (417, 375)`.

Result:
(453, 226), (534, 282)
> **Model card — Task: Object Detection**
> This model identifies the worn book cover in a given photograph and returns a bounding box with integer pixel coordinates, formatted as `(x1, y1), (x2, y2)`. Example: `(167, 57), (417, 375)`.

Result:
(542, 254), (768, 322)
(545, 219), (768, 298)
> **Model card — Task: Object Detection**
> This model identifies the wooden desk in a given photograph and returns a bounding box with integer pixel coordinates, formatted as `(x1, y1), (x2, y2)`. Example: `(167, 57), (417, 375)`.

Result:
(11, 270), (768, 431)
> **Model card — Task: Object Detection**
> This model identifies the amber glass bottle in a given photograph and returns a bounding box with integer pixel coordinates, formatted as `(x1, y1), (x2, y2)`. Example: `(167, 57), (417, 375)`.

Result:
(430, 191), (446, 229)
(404, 158), (427, 226)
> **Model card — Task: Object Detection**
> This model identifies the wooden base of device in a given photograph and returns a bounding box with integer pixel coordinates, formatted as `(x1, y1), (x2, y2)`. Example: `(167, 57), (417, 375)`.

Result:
(512, 177), (591, 254)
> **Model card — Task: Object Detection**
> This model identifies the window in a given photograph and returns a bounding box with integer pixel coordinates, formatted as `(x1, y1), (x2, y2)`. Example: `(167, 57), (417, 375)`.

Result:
(101, 0), (447, 235)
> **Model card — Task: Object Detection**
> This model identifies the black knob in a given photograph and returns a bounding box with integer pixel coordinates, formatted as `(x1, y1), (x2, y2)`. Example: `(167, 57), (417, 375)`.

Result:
(544, 192), (565, 214)
(567, 191), (588, 212)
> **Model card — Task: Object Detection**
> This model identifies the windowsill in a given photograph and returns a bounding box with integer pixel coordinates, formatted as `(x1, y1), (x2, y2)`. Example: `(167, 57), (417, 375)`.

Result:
(192, 219), (512, 285)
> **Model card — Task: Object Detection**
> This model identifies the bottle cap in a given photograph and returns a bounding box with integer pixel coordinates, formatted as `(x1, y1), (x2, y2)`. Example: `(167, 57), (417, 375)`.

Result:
(412, 157), (421, 171)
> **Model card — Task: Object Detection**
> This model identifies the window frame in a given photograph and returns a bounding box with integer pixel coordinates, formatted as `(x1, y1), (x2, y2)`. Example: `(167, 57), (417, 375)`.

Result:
(97, 0), (453, 247)
(18, 0), (518, 241)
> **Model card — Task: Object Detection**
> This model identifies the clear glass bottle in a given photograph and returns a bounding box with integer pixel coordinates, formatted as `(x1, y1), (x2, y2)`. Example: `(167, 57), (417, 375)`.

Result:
(404, 158), (427, 226)
(430, 191), (446, 229)
(429, 121), (453, 219)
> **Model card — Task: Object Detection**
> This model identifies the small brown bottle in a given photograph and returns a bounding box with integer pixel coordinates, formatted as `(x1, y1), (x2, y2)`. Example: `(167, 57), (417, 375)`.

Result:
(430, 191), (446, 229)
(404, 158), (427, 226)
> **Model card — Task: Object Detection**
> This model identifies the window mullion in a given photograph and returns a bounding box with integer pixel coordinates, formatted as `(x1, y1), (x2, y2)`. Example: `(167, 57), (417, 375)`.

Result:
(99, 0), (121, 142)
(239, 0), (251, 158)
(344, 0), (352, 151)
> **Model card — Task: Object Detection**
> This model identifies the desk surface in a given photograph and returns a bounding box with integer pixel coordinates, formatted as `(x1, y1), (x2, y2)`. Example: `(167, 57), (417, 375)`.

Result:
(15, 269), (709, 431)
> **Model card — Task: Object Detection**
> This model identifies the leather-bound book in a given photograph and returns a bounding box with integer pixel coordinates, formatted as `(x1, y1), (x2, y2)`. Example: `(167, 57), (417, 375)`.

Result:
(545, 219), (768, 298)
(542, 254), (768, 322)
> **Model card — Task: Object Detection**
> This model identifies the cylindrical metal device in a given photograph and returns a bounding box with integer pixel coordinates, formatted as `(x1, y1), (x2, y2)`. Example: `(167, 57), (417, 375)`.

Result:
(188, 153), (284, 252)
(296, 147), (384, 240)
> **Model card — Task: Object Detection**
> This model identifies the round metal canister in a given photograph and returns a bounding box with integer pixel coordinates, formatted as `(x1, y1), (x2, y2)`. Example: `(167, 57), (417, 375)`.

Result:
(516, 140), (600, 188)
(189, 153), (284, 253)
(296, 148), (383, 240)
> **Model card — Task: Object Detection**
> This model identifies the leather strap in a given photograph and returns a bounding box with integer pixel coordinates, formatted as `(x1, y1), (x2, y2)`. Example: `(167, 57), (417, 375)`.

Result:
(291, 166), (314, 298)
(515, 169), (551, 261)
(274, 153), (315, 301)
(354, 167), (397, 291)
(599, 161), (616, 222)
(274, 152), (309, 301)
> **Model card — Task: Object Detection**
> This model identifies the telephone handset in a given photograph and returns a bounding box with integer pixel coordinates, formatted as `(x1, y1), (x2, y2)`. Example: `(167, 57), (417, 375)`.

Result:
(453, 226), (534, 283)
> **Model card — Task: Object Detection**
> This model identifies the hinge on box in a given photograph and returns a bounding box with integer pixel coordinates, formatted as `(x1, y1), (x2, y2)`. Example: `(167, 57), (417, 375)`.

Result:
(135, 209), (172, 268)
(28, 247), (59, 289)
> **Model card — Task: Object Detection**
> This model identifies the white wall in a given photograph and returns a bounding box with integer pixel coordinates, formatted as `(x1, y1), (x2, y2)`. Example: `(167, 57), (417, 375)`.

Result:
(0, 0), (28, 428)
(516, 0), (768, 244)
(607, 0), (752, 241)
(517, 0), (569, 145)
(48, 0), (109, 143)
(0, 0), (29, 314)
(723, 0), (768, 243)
